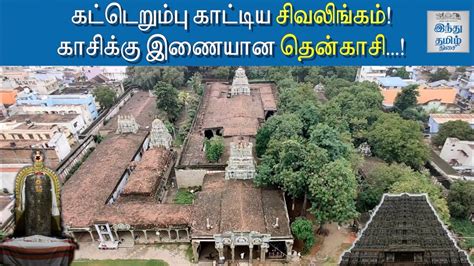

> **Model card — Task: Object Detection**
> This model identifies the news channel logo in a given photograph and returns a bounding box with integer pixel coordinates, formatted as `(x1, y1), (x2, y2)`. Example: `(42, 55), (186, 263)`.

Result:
(427, 11), (469, 53)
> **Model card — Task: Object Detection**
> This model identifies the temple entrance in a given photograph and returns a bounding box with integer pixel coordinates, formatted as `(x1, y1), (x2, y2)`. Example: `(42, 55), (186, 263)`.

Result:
(265, 110), (275, 120)
(234, 246), (251, 261)
(72, 231), (93, 242)
(268, 241), (287, 260)
(204, 129), (214, 139)
(198, 242), (218, 261)
(117, 231), (134, 247)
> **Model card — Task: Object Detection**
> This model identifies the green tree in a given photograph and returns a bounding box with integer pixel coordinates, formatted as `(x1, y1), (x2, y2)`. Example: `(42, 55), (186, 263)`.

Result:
(205, 136), (225, 162)
(291, 218), (315, 253)
(93, 86), (117, 109)
(429, 67), (451, 82)
(255, 113), (304, 157)
(389, 172), (450, 224)
(322, 83), (383, 143)
(187, 72), (204, 95)
(387, 67), (410, 79)
(309, 124), (352, 161)
(308, 159), (358, 233)
(162, 67), (186, 87)
(432, 120), (474, 147)
(211, 67), (232, 79)
(357, 163), (424, 212)
(153, 81), (181, 121)
(323, 78), (353, 99)
(367, 113), (429, 169)
(400, 106), (428, 122)
(448, 181), (474, 219)
(394, 84), (419, 112)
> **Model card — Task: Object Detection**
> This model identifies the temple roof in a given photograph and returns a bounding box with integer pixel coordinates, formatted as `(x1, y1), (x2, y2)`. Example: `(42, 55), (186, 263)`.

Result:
(122, 147), (172, 197)
(340, 194), (470, 265)
(191, 173), (291, 237)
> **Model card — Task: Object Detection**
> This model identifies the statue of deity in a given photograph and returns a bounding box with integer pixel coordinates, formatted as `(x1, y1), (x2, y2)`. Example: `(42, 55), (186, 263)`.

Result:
(13, 150), (63, 237)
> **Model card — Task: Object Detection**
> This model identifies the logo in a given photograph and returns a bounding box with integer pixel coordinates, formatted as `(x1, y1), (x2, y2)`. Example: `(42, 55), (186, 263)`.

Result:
(427, 11), (469, 53)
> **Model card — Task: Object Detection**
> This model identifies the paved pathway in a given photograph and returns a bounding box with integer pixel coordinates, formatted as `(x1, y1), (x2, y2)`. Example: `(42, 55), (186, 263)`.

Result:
(74, 242), (192, 265)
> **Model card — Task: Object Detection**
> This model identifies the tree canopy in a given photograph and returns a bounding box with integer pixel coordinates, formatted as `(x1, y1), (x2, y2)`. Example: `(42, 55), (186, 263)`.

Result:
(291, 218), (315, 253)
(205, 136), (225, 163)
(93, 86), (116, 109)
(153, 81), (181, 121)
(429, 67), (451, 82)
(308, 159), (358, 227)
(394, 84), (419, 112)
(432, 120), (474, 147)
(448, 181), (474, 219)
(387, 67), (410, 79)
(367, 113), (429, 169)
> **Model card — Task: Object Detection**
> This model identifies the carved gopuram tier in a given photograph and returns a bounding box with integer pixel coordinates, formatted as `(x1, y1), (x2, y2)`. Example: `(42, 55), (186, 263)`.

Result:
(225, 142), (255, 180)
(149, 119), (172, 149)
(116, 115), (139, 134)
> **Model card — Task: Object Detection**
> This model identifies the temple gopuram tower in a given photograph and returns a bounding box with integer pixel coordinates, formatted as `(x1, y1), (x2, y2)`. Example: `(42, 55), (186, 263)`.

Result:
(225, 141), (256, 180)
(230, 67), (251, 96)
(116, 115), (139, 134)
(149, 118), (172, 149)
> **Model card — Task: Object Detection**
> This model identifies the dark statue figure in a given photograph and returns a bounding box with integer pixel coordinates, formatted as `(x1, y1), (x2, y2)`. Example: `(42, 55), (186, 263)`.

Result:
(13, 150), (63, 237)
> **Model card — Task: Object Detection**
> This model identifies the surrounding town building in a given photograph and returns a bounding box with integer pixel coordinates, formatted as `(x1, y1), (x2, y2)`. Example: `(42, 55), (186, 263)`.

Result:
(377, 76), (409, 89)
(0, 90), (17, 106)
(16, 89), (98, 120)
(382, 86), (459, 112)
(356, 66), (388, 82)
(340, 194), (470, 265)
(440, 138), (474, 177)
(428, 114), (474, 134)
(2, 113), (86, 143)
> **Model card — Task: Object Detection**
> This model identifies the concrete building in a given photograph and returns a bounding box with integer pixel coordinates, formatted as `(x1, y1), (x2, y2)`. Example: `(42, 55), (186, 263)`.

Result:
(16, 89), (98, 120)
(377, 77), (408, 89)
(428, 114), (474, 134)
(2, 113), (86, 144)
(456, 69), (474, 112)
(440, 138), (474, 177)
(356, 66), (388, 82)
(15, 104), (95, 125)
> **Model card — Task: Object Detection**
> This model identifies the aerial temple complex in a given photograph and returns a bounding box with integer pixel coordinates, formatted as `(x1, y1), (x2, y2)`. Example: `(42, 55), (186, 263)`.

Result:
(61, 77), (293, 263)
(340, 194), (471, 265)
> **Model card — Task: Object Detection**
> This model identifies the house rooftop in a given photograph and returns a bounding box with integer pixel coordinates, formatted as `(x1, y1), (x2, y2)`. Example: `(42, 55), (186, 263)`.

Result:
(340, 194), (470, 265)
(191, 173), (291, 237)
(430, 114), (474, 124)
(4, 113), (79, 124)
(382, 87), (457, 107)
(377, 77), (408, 88)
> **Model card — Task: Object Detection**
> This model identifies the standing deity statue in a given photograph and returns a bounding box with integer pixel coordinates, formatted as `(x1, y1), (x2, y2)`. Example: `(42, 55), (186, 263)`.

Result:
(13, 150), (63, 237)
